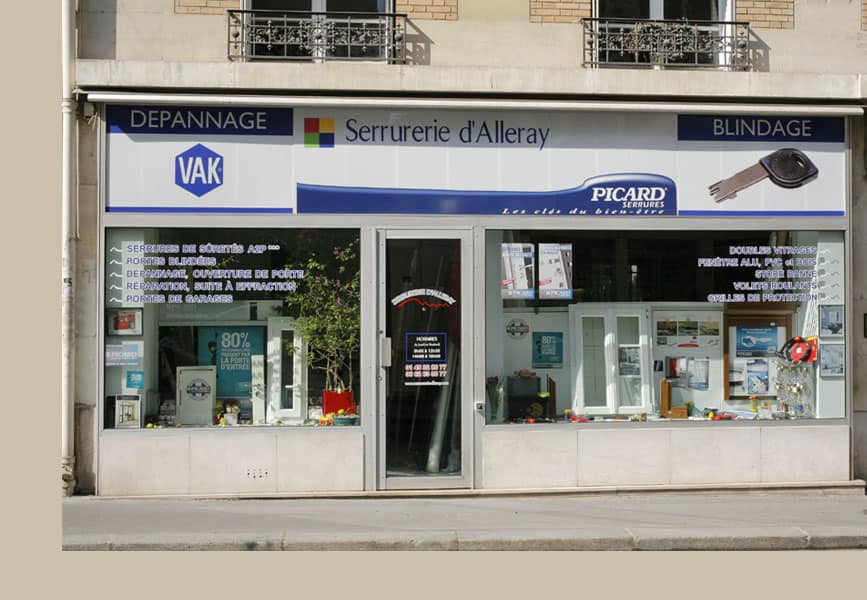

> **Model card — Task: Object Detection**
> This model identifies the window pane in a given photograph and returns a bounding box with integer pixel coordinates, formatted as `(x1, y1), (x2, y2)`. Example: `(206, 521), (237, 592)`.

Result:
(664, 0), (718, 20)
(618, 375), (642, 407)
(104, 228), (360, 429)
(599, 0), (650, 19)
(582, 316), (607, 408)
(617, 316), (642, 408)
(385, 239), (462, 475)
(327, 0), (383, 12)
(485, 229), (846, 423)
(617, 316), (640, 345)
(280, 330), (294, 410)
(251, 1), (313, 10)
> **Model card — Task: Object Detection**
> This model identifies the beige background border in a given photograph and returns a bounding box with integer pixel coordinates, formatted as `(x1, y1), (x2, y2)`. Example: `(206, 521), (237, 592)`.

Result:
(3, 2), (864, 597)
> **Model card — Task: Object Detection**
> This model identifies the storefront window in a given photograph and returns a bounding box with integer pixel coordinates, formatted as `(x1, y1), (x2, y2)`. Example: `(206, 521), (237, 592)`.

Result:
(103, 228), (360, 429)
(486, 229), (845, 424)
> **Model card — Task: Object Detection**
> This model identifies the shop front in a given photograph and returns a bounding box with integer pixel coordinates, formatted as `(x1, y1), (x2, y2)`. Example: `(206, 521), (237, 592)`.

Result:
(95, 100), (857, 496)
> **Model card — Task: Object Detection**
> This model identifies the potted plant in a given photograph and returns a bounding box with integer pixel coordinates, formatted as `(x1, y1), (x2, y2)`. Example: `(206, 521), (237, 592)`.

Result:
(284, 240), (360, 416)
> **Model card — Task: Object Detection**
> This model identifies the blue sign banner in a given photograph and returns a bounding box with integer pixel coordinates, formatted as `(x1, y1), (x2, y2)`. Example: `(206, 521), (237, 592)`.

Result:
(735, 326), (778, 357)
(197, 326), (265, 397)
(678, 115), (844, 143)
(298, 173), (677, 216)
(107, 105), (294, 136)
(532, 332), (563, 369)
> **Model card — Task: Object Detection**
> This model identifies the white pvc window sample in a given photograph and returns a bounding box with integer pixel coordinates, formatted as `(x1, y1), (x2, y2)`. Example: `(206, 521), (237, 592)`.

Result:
(570, 304), (652, 415)
(266, 317), (307, 424)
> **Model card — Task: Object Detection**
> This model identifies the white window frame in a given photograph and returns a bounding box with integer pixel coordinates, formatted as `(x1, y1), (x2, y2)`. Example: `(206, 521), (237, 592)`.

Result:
(245, 1), (390, 12)
(569, 303), (652, 416)
(594, 1), (731, 21)
(244, 1), (394, 62)
(266, 316), (308, 424)
(593, 1), (734, 69)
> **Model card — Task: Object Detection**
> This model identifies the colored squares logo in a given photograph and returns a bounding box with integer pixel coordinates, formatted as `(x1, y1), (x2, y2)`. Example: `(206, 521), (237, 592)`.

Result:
(304, 117), (335, 148)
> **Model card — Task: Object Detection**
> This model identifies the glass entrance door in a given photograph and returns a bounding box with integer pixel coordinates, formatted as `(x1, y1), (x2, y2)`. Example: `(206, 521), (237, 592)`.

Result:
(378, 231), (472, 489)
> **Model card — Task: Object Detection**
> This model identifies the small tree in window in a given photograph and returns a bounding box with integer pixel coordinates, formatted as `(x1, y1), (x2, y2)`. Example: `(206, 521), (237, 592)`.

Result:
(283, 240), (360, 410)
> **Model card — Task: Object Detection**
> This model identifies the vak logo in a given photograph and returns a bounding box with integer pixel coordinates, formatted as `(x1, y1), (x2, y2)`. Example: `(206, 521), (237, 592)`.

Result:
(304, 117), (335, 148)
(175, 144), (223, 197)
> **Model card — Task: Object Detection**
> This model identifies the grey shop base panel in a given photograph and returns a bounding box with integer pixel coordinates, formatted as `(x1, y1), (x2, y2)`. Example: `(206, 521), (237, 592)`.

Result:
(97, 424), (854, 497)
(98, 427), (364, 496)
(481, 424), (852, 489)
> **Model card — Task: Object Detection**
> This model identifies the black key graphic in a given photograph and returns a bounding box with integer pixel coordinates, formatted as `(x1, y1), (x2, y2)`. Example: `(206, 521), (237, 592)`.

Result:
(709, 148), (819, 203)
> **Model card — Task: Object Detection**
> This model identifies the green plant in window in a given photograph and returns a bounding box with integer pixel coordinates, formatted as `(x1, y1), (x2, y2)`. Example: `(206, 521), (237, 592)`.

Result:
(486, 376), (505, 423)
(283, 240), (360, 394)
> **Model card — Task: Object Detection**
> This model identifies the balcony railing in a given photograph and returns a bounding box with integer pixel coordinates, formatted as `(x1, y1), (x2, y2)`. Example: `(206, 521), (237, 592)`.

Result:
(582, 18), (751, 71)
(228, 10), (407, 63)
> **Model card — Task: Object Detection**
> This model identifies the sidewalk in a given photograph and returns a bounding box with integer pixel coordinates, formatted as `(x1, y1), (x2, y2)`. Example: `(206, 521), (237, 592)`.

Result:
(63, 490), (867, 550)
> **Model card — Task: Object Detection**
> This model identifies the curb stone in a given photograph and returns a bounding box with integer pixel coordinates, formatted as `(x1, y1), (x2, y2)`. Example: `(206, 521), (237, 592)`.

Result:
(65, 530), (867, 550)
(281, 531), (459, 551)
(456, 528), (634, 551)
(630, 527), (810, 551)
(804, 527), (867, 549)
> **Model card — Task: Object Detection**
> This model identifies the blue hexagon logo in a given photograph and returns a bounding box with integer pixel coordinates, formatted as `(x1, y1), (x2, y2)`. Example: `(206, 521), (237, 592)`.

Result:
(175, 144), (224, 197)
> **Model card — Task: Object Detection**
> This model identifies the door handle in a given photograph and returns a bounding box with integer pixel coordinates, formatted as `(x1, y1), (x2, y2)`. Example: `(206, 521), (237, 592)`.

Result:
(380, 336), (392, 368)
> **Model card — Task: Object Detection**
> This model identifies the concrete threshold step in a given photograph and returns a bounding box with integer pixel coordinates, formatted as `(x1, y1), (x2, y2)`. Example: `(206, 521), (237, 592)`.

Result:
(85, 479), (866, 501)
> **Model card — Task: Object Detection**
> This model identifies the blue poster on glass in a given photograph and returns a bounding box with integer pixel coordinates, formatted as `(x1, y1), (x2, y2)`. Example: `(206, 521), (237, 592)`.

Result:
(197, 326), (265, 397)
(532, 332), (563, 369)
(126, 370), (145, 390)
(735, 326), (778, 357)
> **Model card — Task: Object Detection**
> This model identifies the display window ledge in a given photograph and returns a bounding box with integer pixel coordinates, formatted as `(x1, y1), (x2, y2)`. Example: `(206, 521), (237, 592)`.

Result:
(482, 418), (850, 430)
(100, 424), (363, 434)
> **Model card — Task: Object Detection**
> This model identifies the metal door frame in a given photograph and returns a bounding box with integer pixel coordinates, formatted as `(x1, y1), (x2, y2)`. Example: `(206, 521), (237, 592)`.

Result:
(376, 229), (474, 490)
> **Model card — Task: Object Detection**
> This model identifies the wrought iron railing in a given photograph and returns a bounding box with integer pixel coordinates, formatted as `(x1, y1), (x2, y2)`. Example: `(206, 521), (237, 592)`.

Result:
(228, 10), (407, 63)
(582, 18), (751, 70)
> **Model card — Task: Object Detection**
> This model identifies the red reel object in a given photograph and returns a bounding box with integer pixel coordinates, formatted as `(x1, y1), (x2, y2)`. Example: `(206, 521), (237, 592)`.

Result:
(804, 337), (818, 362)
(779, 336), (818, 363)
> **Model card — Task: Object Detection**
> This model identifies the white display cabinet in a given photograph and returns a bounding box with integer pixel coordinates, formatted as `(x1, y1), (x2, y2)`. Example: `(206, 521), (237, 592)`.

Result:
(176, 366), (217, 426)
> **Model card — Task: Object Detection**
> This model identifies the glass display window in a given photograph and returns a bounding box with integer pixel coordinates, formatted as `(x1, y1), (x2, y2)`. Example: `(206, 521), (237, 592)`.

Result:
(485, 229), (846, 424)
(103, 227), (360, 429)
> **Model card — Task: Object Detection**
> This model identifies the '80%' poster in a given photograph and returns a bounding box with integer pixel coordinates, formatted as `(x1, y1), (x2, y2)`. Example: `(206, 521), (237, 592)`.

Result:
(197, 326), (265, 397)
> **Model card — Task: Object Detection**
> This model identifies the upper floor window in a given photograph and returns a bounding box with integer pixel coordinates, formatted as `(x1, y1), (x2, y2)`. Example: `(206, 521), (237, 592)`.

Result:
(586, 1), (747, 70)
(250, 1), (388, 12)
(598, 1), (725, 21)
(230, 1), (404, 62)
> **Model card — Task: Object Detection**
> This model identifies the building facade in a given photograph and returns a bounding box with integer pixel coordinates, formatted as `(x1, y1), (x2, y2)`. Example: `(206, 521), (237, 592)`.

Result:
(65, 0), (867, 496)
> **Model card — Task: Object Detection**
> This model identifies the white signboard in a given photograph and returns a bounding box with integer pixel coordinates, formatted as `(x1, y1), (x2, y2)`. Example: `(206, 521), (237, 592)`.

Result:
(105, 106), (846, 217)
